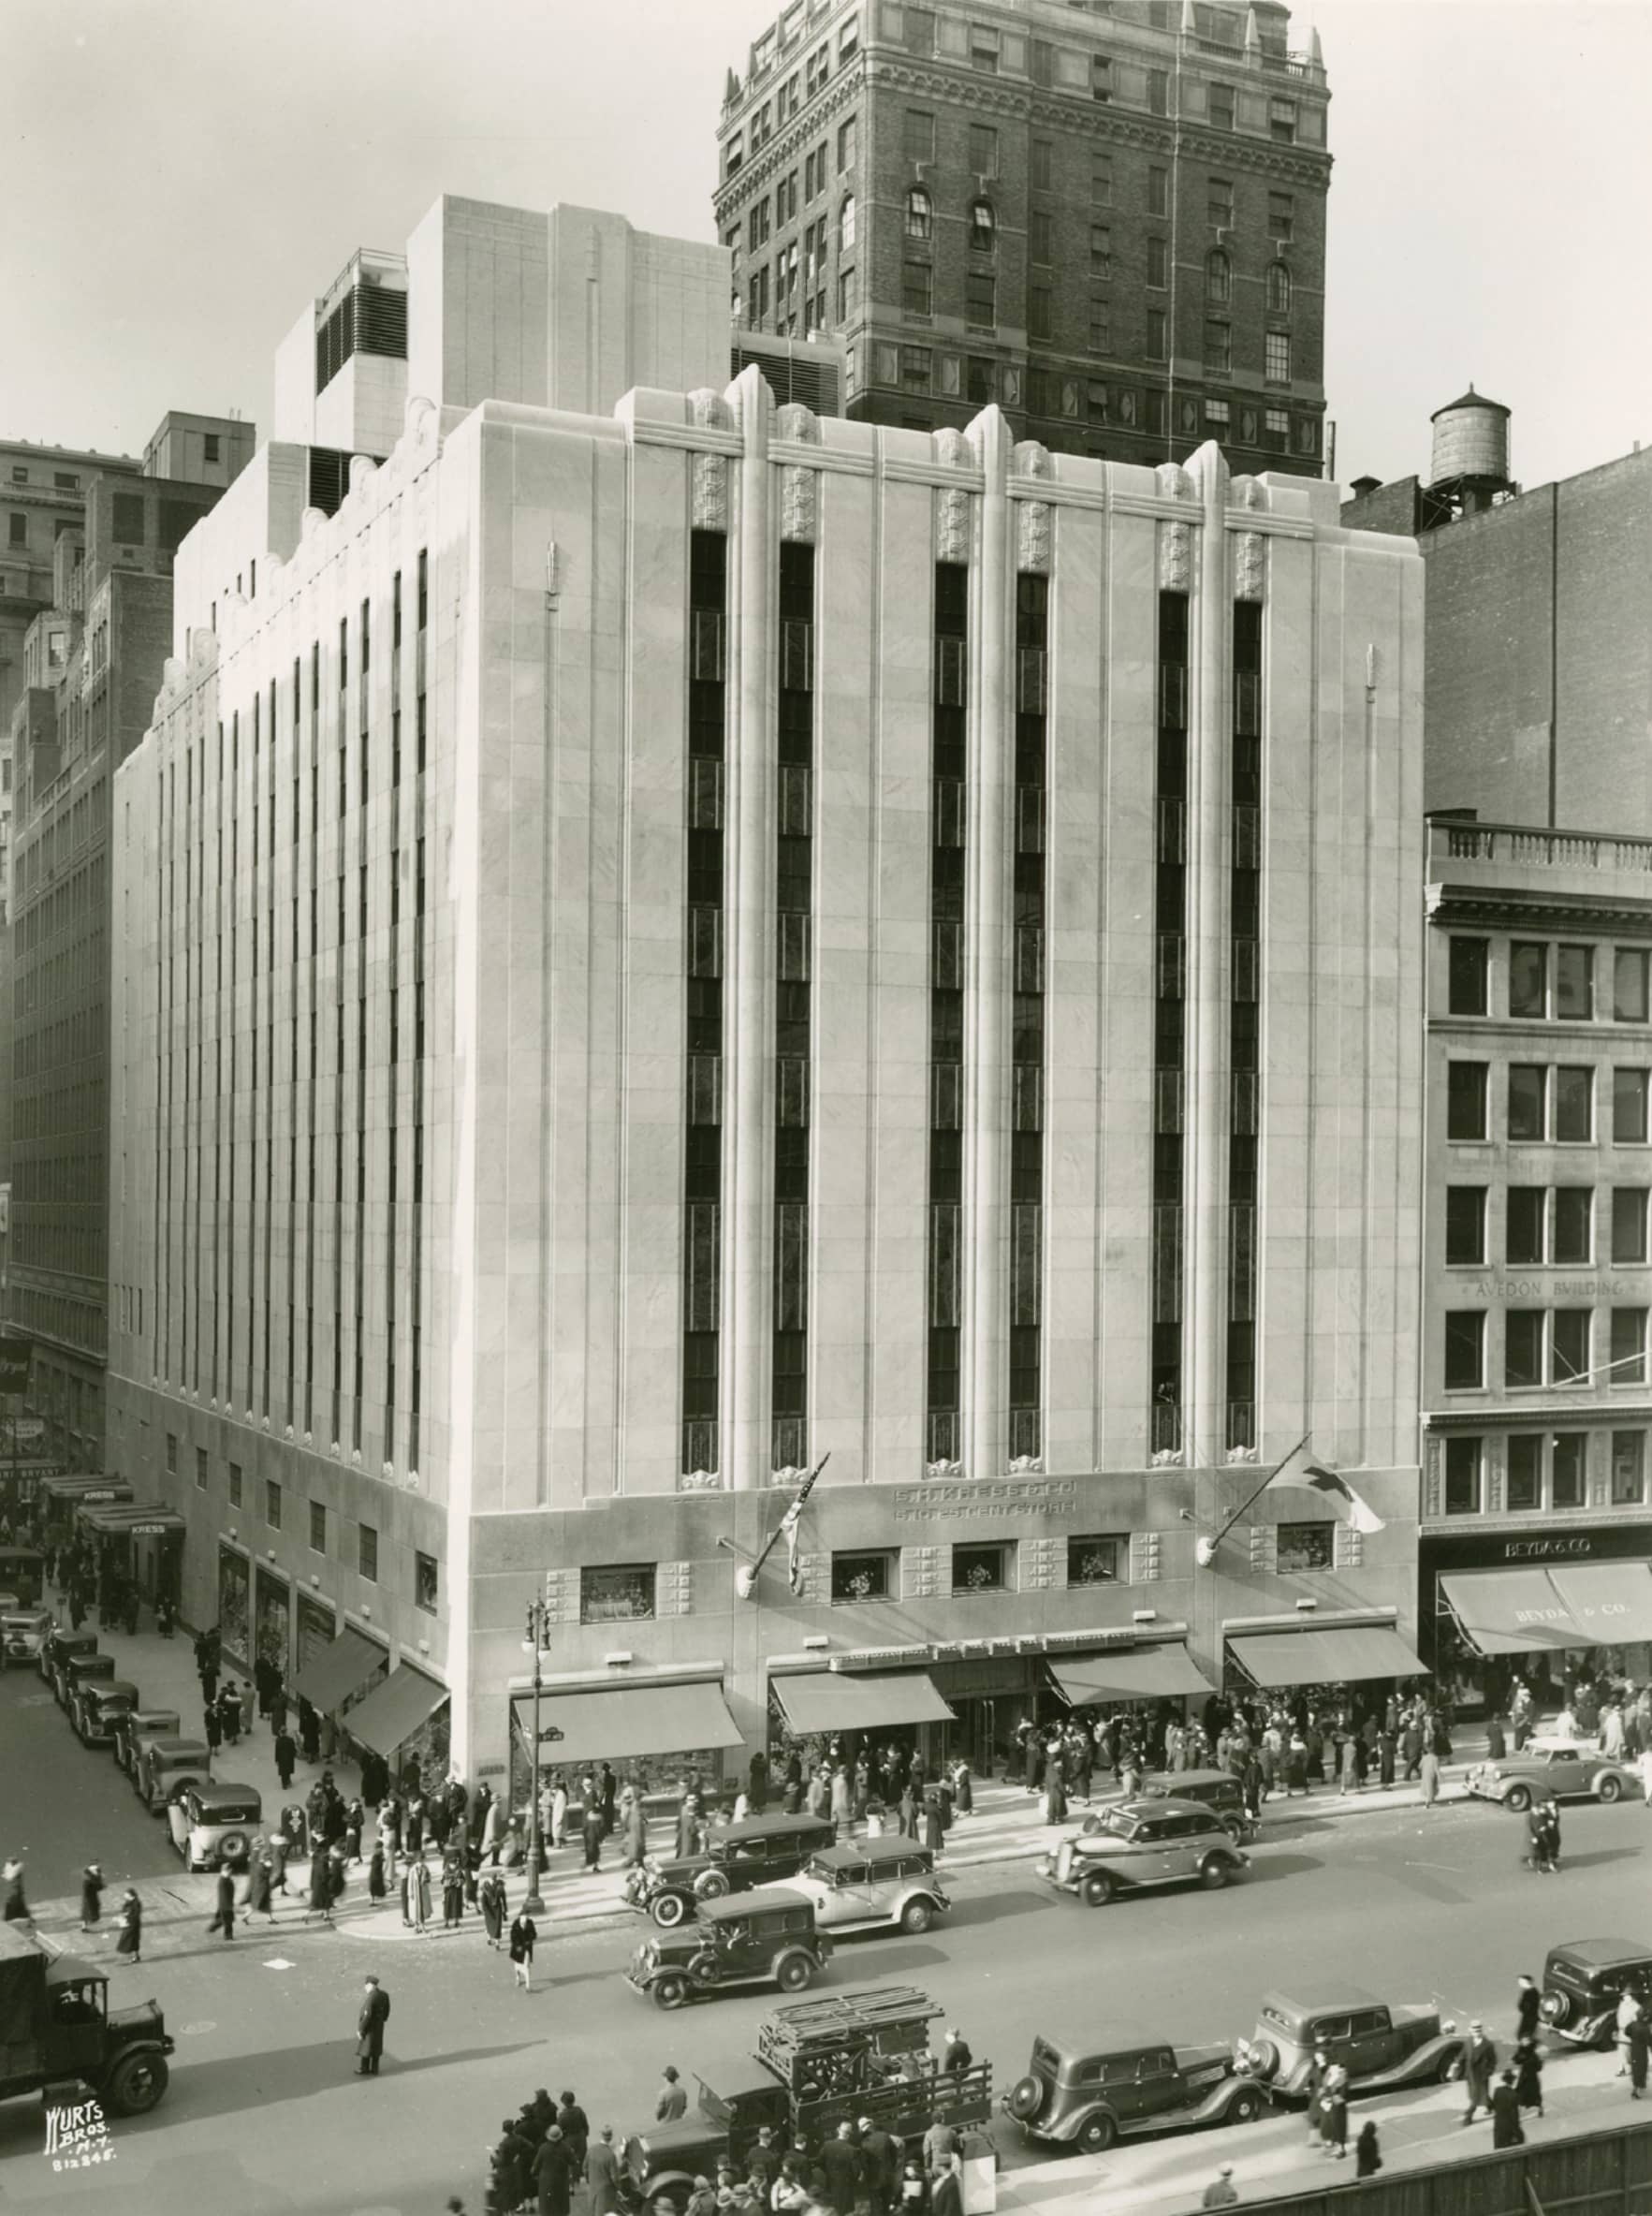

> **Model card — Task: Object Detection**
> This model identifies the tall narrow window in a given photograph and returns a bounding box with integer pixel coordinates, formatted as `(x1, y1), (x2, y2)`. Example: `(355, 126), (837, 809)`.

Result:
(1009, 572), (1048, 1464)
(1227, 599), (1262, 1451)
(683, 529), (728, 1478)
(773, 541), (815, 1473)
(927, 564), (969, 1466)
(1152, 590), (1190, 1451)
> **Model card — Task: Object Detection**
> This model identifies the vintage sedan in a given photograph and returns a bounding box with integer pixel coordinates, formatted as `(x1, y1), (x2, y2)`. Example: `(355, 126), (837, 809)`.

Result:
(1467, 1741), (1635, 1812)
(1039, 1798), (1249, 1908)
(1541, 1939), (1652, 2048)
(73, 1679), (139, 1749)
(1004, 2029), (1268, 2155)
(1, 1609), (54, 1670)
(626, 1813), (837, 1929)
(1235, 1988), (1467, 2100)
(755, 1839), (951, 1937)
(626, 1893), (831, 2010)
(166, 1783), (262, 1871)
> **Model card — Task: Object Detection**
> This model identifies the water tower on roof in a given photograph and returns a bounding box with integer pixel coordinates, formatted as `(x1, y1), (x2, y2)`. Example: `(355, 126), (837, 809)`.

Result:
(1426, 386), (1513, 519)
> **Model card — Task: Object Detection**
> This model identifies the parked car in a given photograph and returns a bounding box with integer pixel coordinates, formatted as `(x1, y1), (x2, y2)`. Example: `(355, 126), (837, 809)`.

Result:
(1467, 1741), (1634, 1812)
(0, 1546), (44, 1608)
(626, 1813), (837, 1929)
(756, 1838), (951, 1939)
(1, 1609), (53, 1670)
(626, 1891), (832, 2009)
(167, 1783), (262, 1871)
(134, 1736), (212, 1812)
(1129, 1769), (1254, 1844)
(1234, 1988), (1467, 2100)
(59, 1651), (116, 1713)
(1003, 2029), (1268, 2155)
(111, 1709), (182, 1778)
(1540, 1940), (1652, 2048)
(73, 1679), (139, 1748)
(41, 1629), (99, 1697)
(1039, 1798), (1249, 1908)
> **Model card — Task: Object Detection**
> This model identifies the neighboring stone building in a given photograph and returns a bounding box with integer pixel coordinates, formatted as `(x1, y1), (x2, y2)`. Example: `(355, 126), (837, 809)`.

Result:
(5, 417), (252, 1469)
(1420, 814), (1652, 1705)
(715, 0), (1329, 477)
(107, 187), (1423, 1798)
(1342, 397), (1652, 836)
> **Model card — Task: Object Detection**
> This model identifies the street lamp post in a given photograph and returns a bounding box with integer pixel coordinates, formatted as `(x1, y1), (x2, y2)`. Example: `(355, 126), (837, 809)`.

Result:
(522, 1599), (548, 1915)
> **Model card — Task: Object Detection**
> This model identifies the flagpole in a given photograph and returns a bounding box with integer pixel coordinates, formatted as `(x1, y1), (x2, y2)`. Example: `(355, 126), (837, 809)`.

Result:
(1197, 1429), (1313, 1563)
(739, 1450), (831, 1588)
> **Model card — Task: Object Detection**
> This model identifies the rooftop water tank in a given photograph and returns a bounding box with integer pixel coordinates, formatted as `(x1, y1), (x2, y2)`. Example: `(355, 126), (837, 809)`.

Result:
(1428, 386), (1511, 491)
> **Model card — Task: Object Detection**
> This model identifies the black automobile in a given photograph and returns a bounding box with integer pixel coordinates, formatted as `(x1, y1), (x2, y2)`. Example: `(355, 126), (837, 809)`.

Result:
(1130, 1769), (1254, 1844)
(1541, 1939), (1652, 2048)
(626, 1812), (837, 1928)
(1004, 2029), (1267, 2156)
(625, 1892), (832, 2009)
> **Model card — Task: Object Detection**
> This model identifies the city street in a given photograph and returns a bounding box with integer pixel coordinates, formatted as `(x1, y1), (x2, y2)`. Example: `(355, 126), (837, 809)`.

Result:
(4, 1652), (1650, 2215)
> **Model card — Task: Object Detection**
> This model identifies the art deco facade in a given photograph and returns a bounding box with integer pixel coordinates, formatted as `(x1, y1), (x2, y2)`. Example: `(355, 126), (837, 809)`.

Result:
(109, 192), (1422, 1796)
(715, 0), (1329, 477)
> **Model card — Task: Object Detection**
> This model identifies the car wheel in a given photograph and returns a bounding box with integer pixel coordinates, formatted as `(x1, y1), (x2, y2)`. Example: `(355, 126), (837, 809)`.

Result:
(1539, 1991), (1571, 2028)
(1198, 1856), (1232, 1892)
(103, 2050), (168, 2116)
(1076, 2113), (1117, 2155)
(1599, 1775), (1625, 1804)
(652, 1974), (689, 2011)
(775, 1951), (815, 1993)
(695, 1870), (729, 1900)
(1082, 1871), (1115, 1908)
(1006, 2077), (1045, 2123)
(1504, 1784), (1532, 1812)
(900, 1898), (934, 1934)
(1228, 2089), (1264, 2125)
(686, 1951), (720, 1987)
(651, 1892), (688, 1929)
(218, 1830), (249, 1865)
(1243, 2037), (1279, 2079)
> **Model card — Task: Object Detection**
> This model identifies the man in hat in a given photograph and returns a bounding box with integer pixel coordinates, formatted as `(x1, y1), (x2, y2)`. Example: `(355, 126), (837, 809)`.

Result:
(534, 2124), (574, 2216)
(355, 1974), (390, 2077)
(1201, 2165), (1239, 2209)
(1463, 2022), (1498, 2125)
(857, 2115), (899, 2216)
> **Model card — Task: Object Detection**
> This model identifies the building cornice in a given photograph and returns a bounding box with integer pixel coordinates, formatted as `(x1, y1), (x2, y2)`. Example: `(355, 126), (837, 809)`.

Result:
(714, 67), (864, 217)
(1427, 882), (1652, 939)
(1424, 1403), (1652, 1431)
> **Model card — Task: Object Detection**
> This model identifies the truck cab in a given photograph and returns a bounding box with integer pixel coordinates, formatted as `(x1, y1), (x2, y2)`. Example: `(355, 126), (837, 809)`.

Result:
(0, 1927), (173, 2118)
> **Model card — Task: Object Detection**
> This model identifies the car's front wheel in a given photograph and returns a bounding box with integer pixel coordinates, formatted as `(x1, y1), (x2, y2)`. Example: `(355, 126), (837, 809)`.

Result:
(651, 1892), (687, 1929)
(1082, 1871), (1115, 1908)
(695, 1870), (729, 1900)
(899, 1897), (934, 1934)
(1504, 1784), (1532, 1812)
(1227, 2089), (1264, 2125)
(651, 1974), (689, 2011)
(1598, 1775), (1625, 1803)
(1076, 2113), (1117, 2155)
(774, 1950), (815, 1993)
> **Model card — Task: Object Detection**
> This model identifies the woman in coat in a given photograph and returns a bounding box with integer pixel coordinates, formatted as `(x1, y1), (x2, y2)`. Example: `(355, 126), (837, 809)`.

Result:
(1354, 2121), (1382, 2179)
(443, 1851), (467, 1928)
(479, 1868), (507, 1948)
(368, 1843), (387, 1902)
(829, 1767), (853, 1839)
(950, 1759), (972, 1817)
(344, 1798), (365, 1863)
(621, 1787), (646, 1869)
(79, 1862), (103, 1933)
(1318, 2066), (1349, 2158)
(507, 1908), (536, 1992)
(114, 1890), (142, 1964)
(922, 1792), (945, 1855)
(248, 1850), (276, 1924)
(403, 1795), (425, 1856)
(1419, 1745), (1442, 1808)
(1513, 2036), (1544, 2118)
(549, 1778), (569, 1849)
(307, 1847), (334, 1923)
(676, 1795), (701, 1861)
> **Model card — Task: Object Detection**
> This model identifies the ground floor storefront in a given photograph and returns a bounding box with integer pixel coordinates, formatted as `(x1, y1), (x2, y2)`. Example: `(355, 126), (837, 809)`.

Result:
(1419, 1521), (1652, 1716)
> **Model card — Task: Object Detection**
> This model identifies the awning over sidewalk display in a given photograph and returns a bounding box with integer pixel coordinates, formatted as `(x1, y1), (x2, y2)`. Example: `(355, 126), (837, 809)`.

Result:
(344, 1666), (450, 1758)
(772, 1670), (958, 1734)
(1047, 1644), (1215, 1705)
(525, 1678), (744, 1766)
(1226, 1622), (1428, 1688)
(1441, 1563), (1652, 1655)
(82, 1503), (186, 1537)
(40, 1475), (132, 1506)
(289, 1626), (386, 1712)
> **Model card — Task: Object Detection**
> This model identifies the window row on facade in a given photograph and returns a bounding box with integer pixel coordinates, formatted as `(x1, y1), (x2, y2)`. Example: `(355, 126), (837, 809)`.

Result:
(1448, 934), (1650, 1023)
(1444, 1182), (1650, 1268)
(1441, 1304), (1649, 1392)
(1438, 1428), (1649, 1516)
(1446, 1061), (1650, 1145)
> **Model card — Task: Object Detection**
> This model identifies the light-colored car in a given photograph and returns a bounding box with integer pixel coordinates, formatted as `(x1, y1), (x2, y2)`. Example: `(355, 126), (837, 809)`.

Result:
(1, 1609), (53, 1669)
(756, 1837), (952, 1936)
(167, 1782), (262, 1871)
(1038, 1798), (1249, 1908)
(1467, 1741), (1635, 1811)
(135, 1736), (212, 1812)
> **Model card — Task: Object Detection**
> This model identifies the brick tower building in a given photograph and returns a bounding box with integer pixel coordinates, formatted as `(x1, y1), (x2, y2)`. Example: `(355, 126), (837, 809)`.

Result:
(715, 0), (1330, 476)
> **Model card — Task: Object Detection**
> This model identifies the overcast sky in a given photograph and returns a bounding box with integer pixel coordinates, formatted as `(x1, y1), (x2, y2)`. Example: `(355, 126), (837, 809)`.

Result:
(2, 0), (1646, 492)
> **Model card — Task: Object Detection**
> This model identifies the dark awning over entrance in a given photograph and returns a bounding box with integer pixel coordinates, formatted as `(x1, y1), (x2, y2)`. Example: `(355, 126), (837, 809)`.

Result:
(1047, 1644), (1215, 1705)
(1441, 1563), (1652, 1655)
(288, 1627), (387, 1712)
(344, 1666), (450, 1758)
(1226, 1622), (1427, 1688)
(771, 1670), (957, 1734)
(521, 1678), (745, 1767)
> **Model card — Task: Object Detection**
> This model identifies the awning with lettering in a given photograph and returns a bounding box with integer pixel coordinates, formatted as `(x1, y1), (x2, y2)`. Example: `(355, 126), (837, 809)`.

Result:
(288, 1627), (387, 1713)
(520, 1679), (745, 1767)
(1225, 1622), (1428, 1688)
(1047, 1644), (1216, 1705)
(771, 1670), (958, 1734)
(40, 1475), (132, 1505)
(1546, 1563), (1652, 1645)
(344, 1666), (450, 1758)
(81, 1503), (187, 1537)
(1439, 1569), (1595, 1655)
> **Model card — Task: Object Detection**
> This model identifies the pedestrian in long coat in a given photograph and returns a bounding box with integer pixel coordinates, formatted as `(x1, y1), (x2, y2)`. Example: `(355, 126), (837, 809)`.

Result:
(407, 1855), (432, 1932)
(80, 1862), (103, 1932)
(1318, 2068), (1349, 2157)
(1630, 2017), (1652, 2101)
(549, 1780), (569, 1848)
(1463, 2025), (1498, 2121)
(114, 1890), (142, 1963)
(368, 1844), (387, 1902)
(203, 1703), (223, 1756)
(1378, 1728), (1397, 1787)
(480, 1868), (507, 1947)
(248, 1852), (275, 1922)
(1419, 1747), (1442, 1807)
(1513, 2037), (1544, 2115)
(404, 1795), (425, 1856)
(1021, 1729), (1042, 1794)
(274, 1728), (297, 1792)
(582, 1804), (604, 1871)
(830, 1767), (853, 1837)
(206, 1867), (236, 1941)
(306, 1848), (334, 1923)
(1338, 1737), (1358, 1795)
(676, 1795), (701, 1860)
(443, 1853), (466, 1928)
(299, 1698), (320, 1764)
(509, 1909), (536, 1991)
(239, 1679), (256, 1739)
(218, 1684), (241, 1745)
(621, 1788), (646, 1869)
(1491, 2073), (1524, 2149)
(1354, 2121), (1382, 2179)
(355, 1974), (390, 2077)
